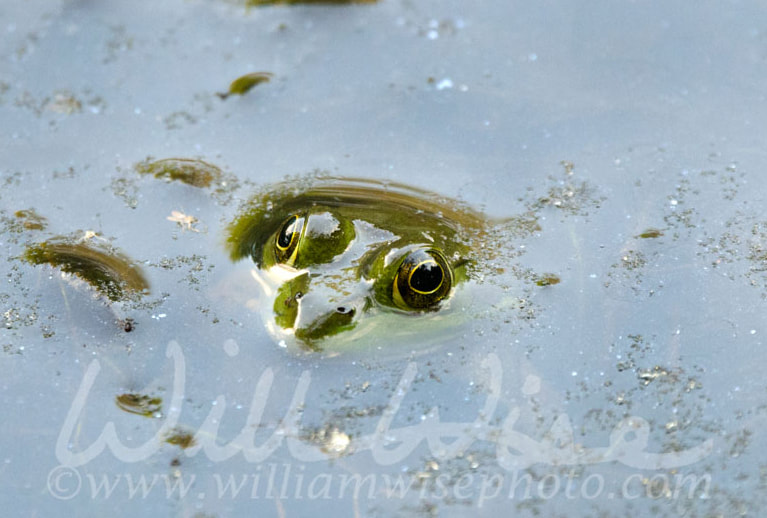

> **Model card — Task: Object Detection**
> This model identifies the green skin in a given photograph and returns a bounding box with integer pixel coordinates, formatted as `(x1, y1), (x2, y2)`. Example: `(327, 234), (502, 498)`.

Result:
(227, 177), (487, 350)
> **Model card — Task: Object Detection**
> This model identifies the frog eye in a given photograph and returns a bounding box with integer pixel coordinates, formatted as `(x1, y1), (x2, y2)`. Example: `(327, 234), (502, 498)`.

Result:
(393, 249), (453, 310)
(274, 214), (305, 265)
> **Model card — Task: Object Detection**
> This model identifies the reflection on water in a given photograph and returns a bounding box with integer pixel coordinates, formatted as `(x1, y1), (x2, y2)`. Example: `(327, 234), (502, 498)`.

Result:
(23, 235), (150, 302)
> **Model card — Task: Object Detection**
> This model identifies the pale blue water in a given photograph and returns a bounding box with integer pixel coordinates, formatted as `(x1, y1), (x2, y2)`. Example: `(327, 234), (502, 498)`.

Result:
(2, 0), (767, 516)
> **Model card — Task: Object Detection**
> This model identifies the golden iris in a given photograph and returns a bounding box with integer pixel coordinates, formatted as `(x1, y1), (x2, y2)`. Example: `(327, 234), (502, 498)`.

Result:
(393, 249), (452, 309)
(275, 214), (304, 265)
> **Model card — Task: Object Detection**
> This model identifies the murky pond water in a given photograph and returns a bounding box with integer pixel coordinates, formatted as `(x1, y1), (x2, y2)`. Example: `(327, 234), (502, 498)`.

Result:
(2, 0), (767, 516)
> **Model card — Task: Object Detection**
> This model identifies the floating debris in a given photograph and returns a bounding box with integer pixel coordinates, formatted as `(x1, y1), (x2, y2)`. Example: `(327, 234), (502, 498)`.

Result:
(120, 318), (136, 332)
(636, 228), (664, 239)
(620, 250), (647, 270)
(320, 427), (351, 455)
(136, 158), (222, 188)
(23, 238), (150, 302)
(47, 90), (82, 114)
(303, 425), (351, 456)
(638, 365), (670, 386)
(12, 209), (47, 231)
(167, 210), (202, 232)
(217, 72), (273, 100)
(535, 273), (561, 286)
(165, 428), (196, 449)
(115, 393), (163, 418)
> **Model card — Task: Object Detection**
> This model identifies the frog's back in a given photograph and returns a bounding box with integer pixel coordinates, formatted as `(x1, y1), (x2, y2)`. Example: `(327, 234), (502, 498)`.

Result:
(228, 176), (486, 262)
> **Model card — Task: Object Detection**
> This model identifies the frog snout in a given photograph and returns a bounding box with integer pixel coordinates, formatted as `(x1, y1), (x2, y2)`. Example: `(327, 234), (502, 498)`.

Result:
(293, 297), (363, 343)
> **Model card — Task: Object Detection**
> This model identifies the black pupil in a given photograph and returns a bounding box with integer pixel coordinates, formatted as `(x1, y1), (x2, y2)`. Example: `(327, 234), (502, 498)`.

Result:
(278, 216), (298, 249)
(410, 261), (443, 293)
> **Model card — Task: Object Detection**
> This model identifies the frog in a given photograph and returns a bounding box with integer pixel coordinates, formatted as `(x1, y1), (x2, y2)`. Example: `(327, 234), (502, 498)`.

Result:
(18, 164), (540, 355)
(226, 175), (490, 352)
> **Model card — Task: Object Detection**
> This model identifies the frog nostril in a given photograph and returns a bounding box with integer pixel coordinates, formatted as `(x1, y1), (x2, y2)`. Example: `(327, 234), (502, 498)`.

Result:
(336, 306), (355, 316)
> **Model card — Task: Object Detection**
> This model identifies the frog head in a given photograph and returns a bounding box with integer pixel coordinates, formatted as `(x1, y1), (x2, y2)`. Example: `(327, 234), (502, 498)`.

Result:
(227, 176), (484, 351)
